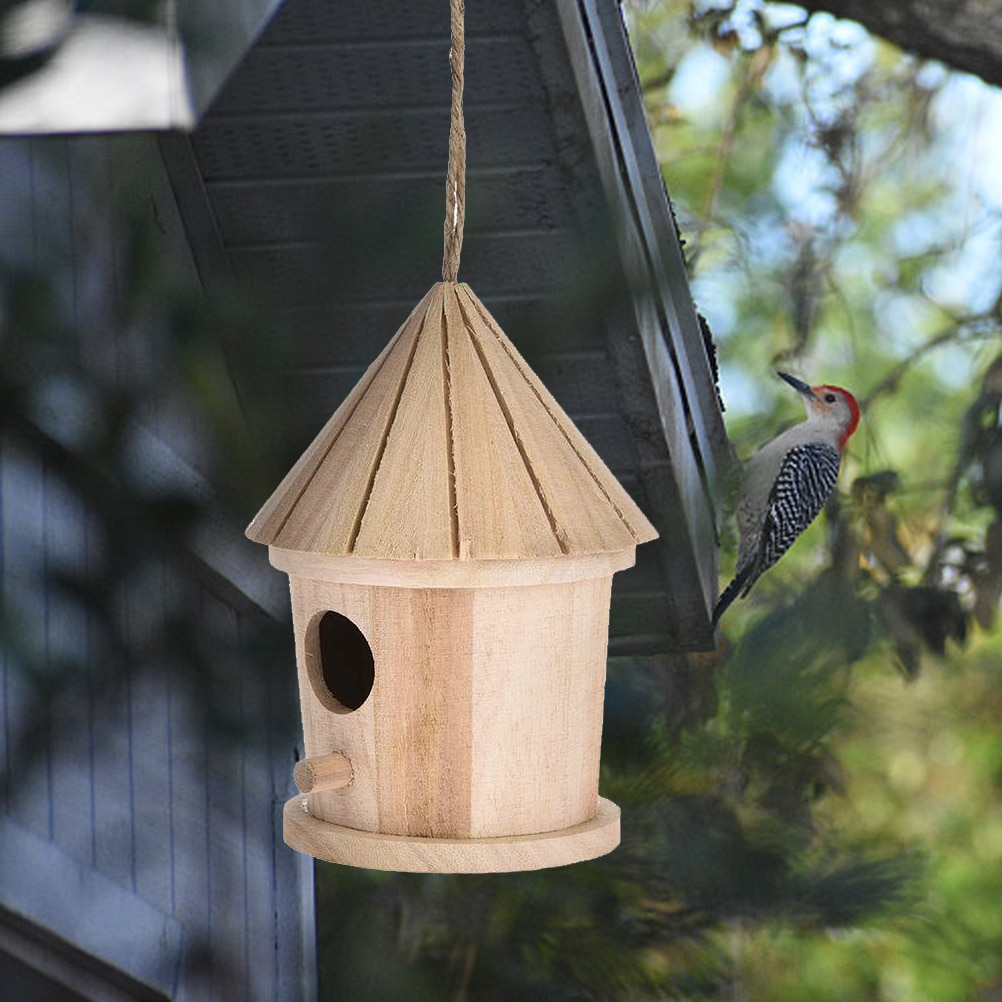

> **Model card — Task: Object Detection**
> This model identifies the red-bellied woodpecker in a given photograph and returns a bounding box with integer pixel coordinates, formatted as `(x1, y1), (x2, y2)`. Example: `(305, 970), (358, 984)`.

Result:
(713, 371), (861, 627)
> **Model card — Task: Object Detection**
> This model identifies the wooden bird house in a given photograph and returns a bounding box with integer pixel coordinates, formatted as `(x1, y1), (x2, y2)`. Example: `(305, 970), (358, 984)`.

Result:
(246, 281), (657, 872)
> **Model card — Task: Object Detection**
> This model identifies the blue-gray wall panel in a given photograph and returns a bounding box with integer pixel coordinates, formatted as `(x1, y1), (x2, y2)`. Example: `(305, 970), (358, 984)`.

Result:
(0, 134), (313, 1001)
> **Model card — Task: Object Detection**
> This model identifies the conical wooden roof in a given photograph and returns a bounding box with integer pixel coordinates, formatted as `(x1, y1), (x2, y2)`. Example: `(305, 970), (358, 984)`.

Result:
(247, 282), (657, 561)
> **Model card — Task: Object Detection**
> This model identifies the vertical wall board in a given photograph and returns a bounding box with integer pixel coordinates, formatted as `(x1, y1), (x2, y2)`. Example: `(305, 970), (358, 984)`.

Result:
(129, 665), (176, 909)
(165, 731), (212, 994)
(0, 436), (5, 810)
(200, 588), (253, 1000)
(203, 769), (257, 1000)
(43, 474), (98, 868)
(68, 137), (128, 395)
(1, 442), (53, 840)
(267, 638), (316, 1002)
(236, 612), (283, 1001)
(211, 591), (241, 997)
(89, 686), (138, 891)
(0, 142), (35, 266)
(25, 137), (62, 246)
(29, 138), (79, 337)
(70, 137), (112, 337)
(164, 688), (217, 904)
(241, 768), (275, 998)
(270, 832), (315, 1001)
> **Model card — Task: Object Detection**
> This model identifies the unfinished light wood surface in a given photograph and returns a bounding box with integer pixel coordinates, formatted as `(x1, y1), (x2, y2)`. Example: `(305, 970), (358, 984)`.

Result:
(283, 795), (620, 873)
(247, 280), (659, 872)
(246, 282), (658, 559)
(267, 547), (636, 588)
(288, 571), (615, 842)
(293, 752), (353, 794)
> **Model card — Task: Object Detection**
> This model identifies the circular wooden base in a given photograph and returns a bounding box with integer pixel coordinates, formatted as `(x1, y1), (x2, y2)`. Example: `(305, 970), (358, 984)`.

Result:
(283, 796), (621, 873)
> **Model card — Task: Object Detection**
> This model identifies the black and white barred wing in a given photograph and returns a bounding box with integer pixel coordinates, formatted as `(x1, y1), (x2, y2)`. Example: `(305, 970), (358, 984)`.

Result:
(744, 442), (841, 594)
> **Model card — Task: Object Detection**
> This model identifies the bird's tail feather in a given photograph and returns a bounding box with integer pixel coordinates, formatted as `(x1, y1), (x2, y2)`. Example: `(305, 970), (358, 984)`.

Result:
(712, 565), (754, 628)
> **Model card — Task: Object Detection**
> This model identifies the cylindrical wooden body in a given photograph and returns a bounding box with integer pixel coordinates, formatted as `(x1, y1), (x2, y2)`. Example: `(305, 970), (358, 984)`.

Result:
(287, 568), (614, 840)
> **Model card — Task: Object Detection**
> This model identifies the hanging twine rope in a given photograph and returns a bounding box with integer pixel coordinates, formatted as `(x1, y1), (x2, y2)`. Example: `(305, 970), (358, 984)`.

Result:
(442, 0), (466, 283)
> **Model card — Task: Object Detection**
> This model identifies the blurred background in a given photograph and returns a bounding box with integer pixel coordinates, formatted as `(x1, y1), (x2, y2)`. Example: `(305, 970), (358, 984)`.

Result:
(1, 1), (1001, 1000)
(623, 1), (1002, 997)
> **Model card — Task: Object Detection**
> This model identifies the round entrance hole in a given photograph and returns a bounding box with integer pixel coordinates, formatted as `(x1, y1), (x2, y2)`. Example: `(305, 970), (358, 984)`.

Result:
(308, 611), (375, 713)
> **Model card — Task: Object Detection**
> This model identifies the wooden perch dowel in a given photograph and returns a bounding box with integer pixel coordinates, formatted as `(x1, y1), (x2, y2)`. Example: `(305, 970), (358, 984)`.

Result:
(294, 752), (353, 794)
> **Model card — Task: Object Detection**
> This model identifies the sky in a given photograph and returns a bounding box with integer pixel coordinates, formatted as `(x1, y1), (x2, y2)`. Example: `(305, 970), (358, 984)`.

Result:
(645, 7), (1002, 416)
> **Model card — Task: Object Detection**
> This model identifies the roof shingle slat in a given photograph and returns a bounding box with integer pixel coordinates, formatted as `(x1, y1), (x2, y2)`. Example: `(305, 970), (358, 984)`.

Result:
(191, 107), (558, 181)
(209, 39), (537, 117)
(248, 282), (657, 560)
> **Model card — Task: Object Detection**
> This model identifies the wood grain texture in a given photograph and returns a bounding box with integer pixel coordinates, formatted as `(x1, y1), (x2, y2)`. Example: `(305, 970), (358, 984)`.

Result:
(352, 285), (455, 558)
(269, 546), (635, 588)
(456, 284), (652, 553)
(466, 574), (610, 836)
(246, 286), (434, 551)
(444, 286), (562, 559)
(293, 752), (353, 794)
(252, 279), (656, 867)
(247, 281), (658, 560)
(283, 795), (620, 873)
(288, 572), (616, 841)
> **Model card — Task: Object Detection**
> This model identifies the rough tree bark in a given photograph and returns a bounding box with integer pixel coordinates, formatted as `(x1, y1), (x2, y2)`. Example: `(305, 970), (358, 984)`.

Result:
(796, 0), (1002, 89)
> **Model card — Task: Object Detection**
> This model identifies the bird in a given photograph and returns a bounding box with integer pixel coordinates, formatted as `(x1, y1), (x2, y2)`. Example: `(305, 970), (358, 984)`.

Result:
(713, 370), (861, 627)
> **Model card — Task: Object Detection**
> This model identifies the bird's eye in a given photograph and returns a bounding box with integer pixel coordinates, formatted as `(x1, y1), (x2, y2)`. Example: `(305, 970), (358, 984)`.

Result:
(824, 393), (836, 403)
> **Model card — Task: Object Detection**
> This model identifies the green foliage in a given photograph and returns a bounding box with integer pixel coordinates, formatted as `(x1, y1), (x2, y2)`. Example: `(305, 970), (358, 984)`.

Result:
(623, 1), (1002, 997)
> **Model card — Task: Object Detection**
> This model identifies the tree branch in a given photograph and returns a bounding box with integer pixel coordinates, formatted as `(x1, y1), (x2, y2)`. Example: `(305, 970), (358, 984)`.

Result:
(795, 0), (1002, 89)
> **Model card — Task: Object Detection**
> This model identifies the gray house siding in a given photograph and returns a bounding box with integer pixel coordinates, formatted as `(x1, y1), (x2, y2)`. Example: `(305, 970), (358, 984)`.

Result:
(0, 135), (312, 1001)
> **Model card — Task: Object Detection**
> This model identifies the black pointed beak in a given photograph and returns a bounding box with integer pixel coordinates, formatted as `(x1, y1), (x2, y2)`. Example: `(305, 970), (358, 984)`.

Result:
(776, 370), (818, 400)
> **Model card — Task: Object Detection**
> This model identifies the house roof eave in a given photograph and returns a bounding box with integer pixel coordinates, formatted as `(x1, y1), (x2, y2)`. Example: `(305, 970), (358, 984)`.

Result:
(0, 0), (286, 135)
(547, 0), (726, 643)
